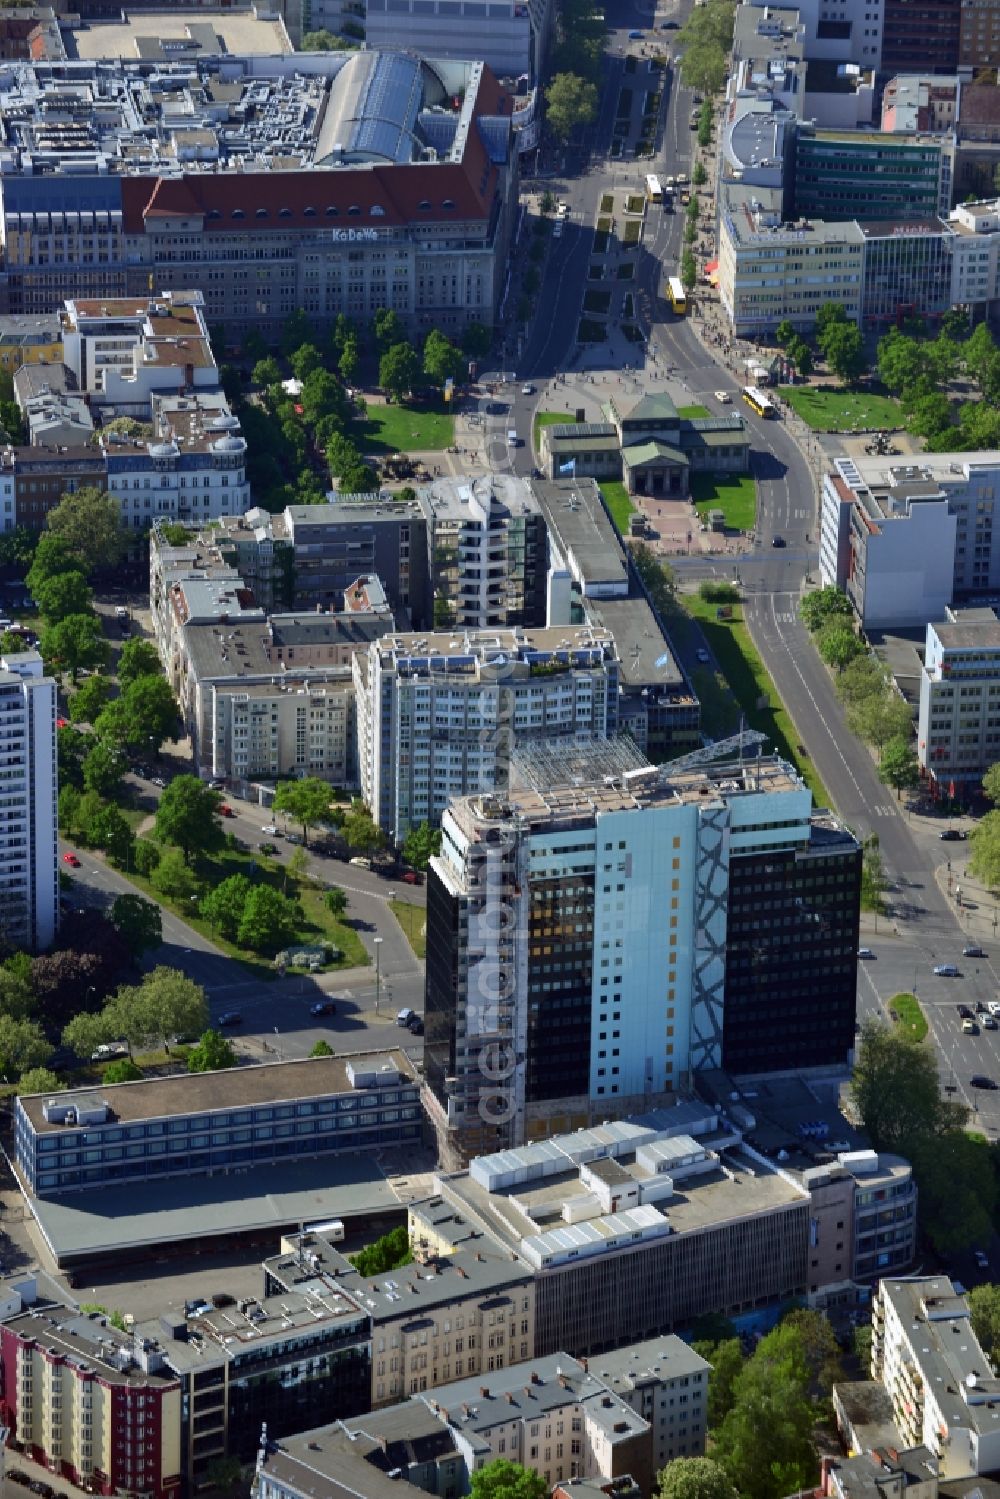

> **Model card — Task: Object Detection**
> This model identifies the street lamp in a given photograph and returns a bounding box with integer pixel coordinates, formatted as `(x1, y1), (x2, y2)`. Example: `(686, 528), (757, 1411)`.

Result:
(374, 936), (383, 1017)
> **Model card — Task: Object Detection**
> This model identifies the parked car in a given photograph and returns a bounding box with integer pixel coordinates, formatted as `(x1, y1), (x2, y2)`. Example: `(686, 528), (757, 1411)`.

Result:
(217, 1011), (242, 1027)
(984, 1014), (997, 1030)
(972, 1076), (999, 1091)
(958, 1004), (974, 1018)
(962, 1018), (978, 1034)
(990, 999), (1000, 1015)
(771, 535), (786, 548)
(858, 947), (875, 960)
(521, 383), (535, 395)
(261, 823), (278, 836)
(350, 855), (372, 869)
(714, 390), (731, 403)
(402, 870), (423, 885)
(151, 775), (166, 788)
(209, 780), (225, 790)
(219, 804), (235, 818)
(964, 945), (986, 957)
(396, 1007), (416, 1027)
(628, 27), (644, 36)
(934, 963), (960, 976)
(62, 851), (80, 867)
(91, 1042), (129, 1061)
(310, 1000), (336, 1016)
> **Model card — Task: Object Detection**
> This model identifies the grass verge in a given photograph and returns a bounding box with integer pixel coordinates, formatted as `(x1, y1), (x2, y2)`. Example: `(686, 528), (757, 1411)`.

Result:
(682, 591), (831, 807)
(691, 472), (757, 531)
(598, 481), (635, 535)
(777, 384), (903, 433)
(355, 401), (454, 453)
(390, 900), (426, 960)
(890, 991), (927, 1042)
(691, 665), (738, 739)
(533, 410), (575, 446)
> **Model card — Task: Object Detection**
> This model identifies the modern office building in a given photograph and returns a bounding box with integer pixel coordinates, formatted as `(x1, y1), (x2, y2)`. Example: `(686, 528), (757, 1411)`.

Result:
(820, 452), (1000, 630)
(354, 626), (622, 842)
(718, 203), (866, 336)
(0, 651), (57, 952)
(283, 500), (432, 625)
(859, 218), (954, 328)
(872, 1277), (1000, 1479)
(14, 1053), (420, 1198)
(421, 474), (548, 632)
(0, 53), (518, 341)
(880, 0), (961, 73)
(364, 0), (554, 82)
(423, 744), (860, 1165)
(58, 292), (219, 419)
(918, 607), (1000, 790)
(792, 126), (951, 220)
(0, 1303), (182, 1499)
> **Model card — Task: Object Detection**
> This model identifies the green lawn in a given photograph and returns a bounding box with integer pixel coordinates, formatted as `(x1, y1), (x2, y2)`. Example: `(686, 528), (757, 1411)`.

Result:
(691, 665), (739, 739)
(890, 991), (927, 1042)
(533, 410), (575, 446)
(778, 384), (904, 433)
(690, 472), (758, 532)
(390, 900), (426, 960)
(683, 591), (831, 808)
(355, 401), (454, 454)
(599, 481), (635, 535)
(623, 220), (642, 245)
(678, 404), (710, 418)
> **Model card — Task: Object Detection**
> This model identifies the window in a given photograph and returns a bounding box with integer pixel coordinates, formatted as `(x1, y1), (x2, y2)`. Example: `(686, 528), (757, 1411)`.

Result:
(325, 206), (339, 217)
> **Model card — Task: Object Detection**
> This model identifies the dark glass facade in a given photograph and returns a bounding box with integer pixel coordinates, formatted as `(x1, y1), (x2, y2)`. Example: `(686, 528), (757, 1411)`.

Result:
(881, 0), (960, 74)
(793, 134), (943, 222)
(721, 837), (861, 1072)
(526, 873), (595, 1101)
(424, 862), (461, 1108)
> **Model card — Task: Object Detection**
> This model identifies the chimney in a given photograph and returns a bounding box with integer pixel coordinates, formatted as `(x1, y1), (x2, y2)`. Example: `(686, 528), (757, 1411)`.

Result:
(581, 1357), (589, 1373)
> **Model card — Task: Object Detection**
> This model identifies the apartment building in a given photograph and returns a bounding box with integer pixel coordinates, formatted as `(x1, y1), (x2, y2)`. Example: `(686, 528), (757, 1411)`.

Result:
(0, 651), (57, 951)
(820, 452), (1000, 629)
(0, 54), (517, 341)
(718, 202), (865, 337)
(354, 626), (621, 842)
(284, 500), (432, 625)
(424, 745), (860, 1164)
(264, 1200), (537, 1407)
(872, 1277), (1000, 1479)
(104, 393), (250, 532)
(0, 1304), (182, 1499)
(15, 1053), (421, 1198)
(917, 607), (1000, 788)
(881, 75), (959, 134)
(58, 291), (219, 419)
(422, 474), (548, 631)
(0, 312), (62, 374)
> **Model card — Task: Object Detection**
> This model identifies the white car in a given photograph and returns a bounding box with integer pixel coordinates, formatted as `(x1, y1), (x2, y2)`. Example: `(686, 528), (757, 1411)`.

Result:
(521, 384), (535, 396)
(990, 1000), (1000, 1015)
(714, 390), (732, 403)
(350, 855), (372, 869)
(975, 1250), (990, 1270)
(696, 649), (711, 663)
(261, 823), (278, 836)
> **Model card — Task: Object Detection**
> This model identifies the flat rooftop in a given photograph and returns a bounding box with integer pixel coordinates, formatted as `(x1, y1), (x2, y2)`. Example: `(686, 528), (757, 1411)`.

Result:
(4, 1306), (178, 1386)
(63, 10), (292, 60)
(29, 1153), (405, 1266)
(583, 595), (685, 690)
(182, 611), (390, 682)
(417, 472), (541, 520)
(20, 1052), (416, 1132)
(139, 1284), (368, 1373)
(531, 477), (629, 593)
(371, 625), (616, 666)
(882, 1277), (1000, 1436)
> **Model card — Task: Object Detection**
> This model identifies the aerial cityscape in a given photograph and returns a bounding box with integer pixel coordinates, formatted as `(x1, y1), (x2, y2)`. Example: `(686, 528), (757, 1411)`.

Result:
(0, 0), (997, 1496)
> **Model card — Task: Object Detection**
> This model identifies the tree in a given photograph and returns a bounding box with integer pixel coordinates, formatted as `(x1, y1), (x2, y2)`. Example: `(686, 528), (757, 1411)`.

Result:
(402, 821), (441, 870)
(109, 895), (162, 958)
(117, 638), (162, 687)
(273, 777), (334, 847)
(879, 734), (919, 798)
(155, 776), (221, 861)
(33, 569), (92, 623)
(103, 1059), (144, 1084)
(861, 835), (886, 915)
(0, 631), (27, 655)
(836, 653), (886, 709)
(781, 1308), (843, 1396)
(101, 674), (177, 753)
(289, 343), (324, 382)
(150, 846), (200, 901)
(70, 674), (112, 724)
(341, 799), (387, 857)
(462, 322), (491, 359)
(253, 356), (282, 390)
(339, 336), (359, 386)
(692, 1336), (743, 1428)
(775, 320), (795, 346)
(713, 1322), (817, 1499)
(325, 887), (348, 918)
(0, 1014), (52, 1079)
(656, 1459), (738, 1499)
(133, 837), (161, 877)
(817, 621), (862, 670)
(785, 335), (813, 375)
(851, 1018), (965, 1154)
(187, 1028), (238, 1073)
(907, 390), (952, 440)
(310, 1039), (335, 1057)
(17, 1066), (64, 1095)
(877, 330), (924, 395)
(423, 329), (465, 387)
(374, 307), (406, 352)
(681, 248), (697, 294)
(88, 803), (134, 867)
(204, 1458), (243, 1496)
(816, 301), (849, 338)
(982, 762), (1000, 805)
(285, 845), (309, 893)
(821, 322), (866, 383)
(911, 1130), (998, 1255)
(45, 486), (125, 577)
(26, 533), (76, 597)
(0, 958), (35, 1022)
(969, 1284), (1000, 1366)
(349, 1223), (414, 1276)
(848, 688), (912, 756)
(545, 72), (599, 140)
(800, 586), (852, 633)
(698, 99), (714, 148)
(201, 875), (253, 940)
(40, 613), (108, 681)
(236, 886), (302, 954)
(125, 967), (209, 1049)
(82, 737), (126, 799)
(379, 341), (421, 403)
(281, 310), (316, 359)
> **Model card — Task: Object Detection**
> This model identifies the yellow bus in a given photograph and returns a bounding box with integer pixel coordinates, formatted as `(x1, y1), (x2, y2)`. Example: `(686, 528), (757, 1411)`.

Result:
(667, 276), (686, 315)
(742, 385), (777, 418)
(645, 173), (663, 203)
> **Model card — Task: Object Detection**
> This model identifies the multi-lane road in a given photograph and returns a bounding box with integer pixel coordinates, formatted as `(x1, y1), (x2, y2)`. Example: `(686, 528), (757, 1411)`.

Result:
(479, 0), (1000, 1130)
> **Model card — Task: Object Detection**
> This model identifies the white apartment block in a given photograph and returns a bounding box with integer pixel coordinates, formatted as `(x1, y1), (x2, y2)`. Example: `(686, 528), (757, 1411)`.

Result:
(918, 606), (1000, 787)
(353, 627), (621, 843)
(948, 199), (1000, 313)
(0, 651), (57, 950)
(872, 1277), (1000, 1479)
(820, 452), (1000, 629)
(208, 680), (353, 786)
(59, 291), (219, 419)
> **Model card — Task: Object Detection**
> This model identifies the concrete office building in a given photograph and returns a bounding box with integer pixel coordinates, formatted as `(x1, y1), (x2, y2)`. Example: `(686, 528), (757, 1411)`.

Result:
(354, 626), (621, 842)
(918, 607), (1000, 789)
(0, 1303), (182, 1499)
(820, 452), (1000, 629)
(880, 0), (961, 72)
(364, 0), (554, 83)
(0, 54), (518, 341)
(283, 500), (432, 625)
(15, 1053), (420, 1198)
(718, 204), (866, 336)
(872, 1277), (1000, 1479)
(0, 651), (57, 952)
(793, 126), (952, 219)
(423, 745), (860, 1165)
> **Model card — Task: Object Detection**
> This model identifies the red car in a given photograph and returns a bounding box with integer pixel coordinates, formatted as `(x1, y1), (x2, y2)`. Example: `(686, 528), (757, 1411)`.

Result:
(219, 804), (235, 818)
(56, 716), (69, 729)
(402, 870), (423, 885)
(62, 851), (80, 867)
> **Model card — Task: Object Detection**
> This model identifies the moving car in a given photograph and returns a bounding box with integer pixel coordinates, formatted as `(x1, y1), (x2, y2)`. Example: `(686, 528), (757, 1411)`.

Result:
(972, 1075), (999, 1090)
(660, 17), (678, 25)
(396, 1007), (416, 1027)
(858, 947), (875, 960)
(310, 1000), (336, 1016)
(958, 1004), (973, 1018)
(521, 384), (535, 395)
(261, 823), (278, 836)
(628, 27), (644, 36)
(714, 390), (731, 403)
(939, 828), (966, 841)
(218, 1011), (242, 1027)
(62, 851), (80, 867)
(350, 855), (372, 869)
(771, 535), (786, 547)
(407, 1015), (424, 1035)
(934, 963), (960, 976)
(696, 648), (711, 663)
(962, 1018), (978, 1034)
(402, 870), (423, 884)
(964, 945), (986, 957)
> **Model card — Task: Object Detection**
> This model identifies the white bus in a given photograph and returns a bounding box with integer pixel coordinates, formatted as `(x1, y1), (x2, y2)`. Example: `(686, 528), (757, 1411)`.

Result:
(645, 173), (664, 203)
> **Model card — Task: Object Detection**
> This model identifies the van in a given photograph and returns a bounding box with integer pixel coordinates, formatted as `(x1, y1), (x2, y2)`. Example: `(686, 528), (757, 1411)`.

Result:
(396, 1007), (416, 1027)
(507, 429), (520, 446)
